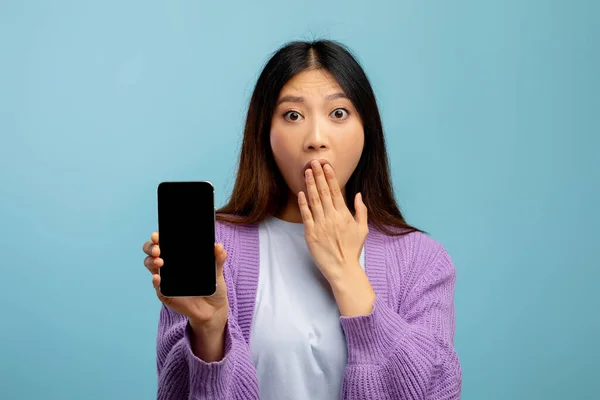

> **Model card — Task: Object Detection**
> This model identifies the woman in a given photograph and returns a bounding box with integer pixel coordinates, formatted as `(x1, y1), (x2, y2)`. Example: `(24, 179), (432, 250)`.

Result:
(142, 40), (462, 399)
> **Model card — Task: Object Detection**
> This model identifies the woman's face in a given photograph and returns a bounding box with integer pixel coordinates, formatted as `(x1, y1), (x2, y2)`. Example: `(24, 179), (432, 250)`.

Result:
(270, 69), (365, 202)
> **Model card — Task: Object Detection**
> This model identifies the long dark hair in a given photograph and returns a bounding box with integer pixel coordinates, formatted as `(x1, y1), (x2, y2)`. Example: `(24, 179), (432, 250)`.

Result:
(217, 40), (420, 236)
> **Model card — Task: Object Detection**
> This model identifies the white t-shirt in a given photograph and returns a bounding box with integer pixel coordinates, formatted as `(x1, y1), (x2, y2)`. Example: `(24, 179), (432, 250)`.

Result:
(250, 216), (366, 399)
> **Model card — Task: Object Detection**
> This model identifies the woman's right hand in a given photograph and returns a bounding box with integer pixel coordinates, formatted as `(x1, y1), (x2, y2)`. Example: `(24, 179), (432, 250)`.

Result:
(142, 232), (230, 332)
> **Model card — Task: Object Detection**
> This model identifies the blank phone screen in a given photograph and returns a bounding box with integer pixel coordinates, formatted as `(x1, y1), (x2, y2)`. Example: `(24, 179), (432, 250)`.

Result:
(157, 181), (216, 297)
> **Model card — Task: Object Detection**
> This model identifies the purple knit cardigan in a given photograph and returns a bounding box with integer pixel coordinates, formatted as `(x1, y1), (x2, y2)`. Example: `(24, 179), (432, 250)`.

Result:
(156, 220), (462, 399)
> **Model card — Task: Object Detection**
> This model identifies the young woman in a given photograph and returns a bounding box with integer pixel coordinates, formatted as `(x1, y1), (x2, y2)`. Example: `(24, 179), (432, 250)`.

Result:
(142, 40), (462, 399)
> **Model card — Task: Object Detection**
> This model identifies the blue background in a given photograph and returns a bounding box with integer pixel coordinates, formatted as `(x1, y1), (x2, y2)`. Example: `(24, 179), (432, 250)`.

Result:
(1, 1), (598, 399)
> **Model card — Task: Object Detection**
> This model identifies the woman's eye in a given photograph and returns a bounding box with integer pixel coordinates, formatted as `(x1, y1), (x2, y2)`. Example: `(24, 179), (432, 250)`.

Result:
(283, 111), (303, 122)
(331, 108), (349, 119)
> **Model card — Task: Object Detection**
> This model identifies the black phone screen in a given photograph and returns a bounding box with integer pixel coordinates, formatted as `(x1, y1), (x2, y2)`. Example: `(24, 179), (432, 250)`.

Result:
(157, 181), (216, 297)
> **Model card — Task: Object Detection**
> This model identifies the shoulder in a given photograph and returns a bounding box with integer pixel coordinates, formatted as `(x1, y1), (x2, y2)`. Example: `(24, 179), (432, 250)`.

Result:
(371, 225), (455, 282)
(215, 216), (260, 282)
(215, 218), (236, 244)
(389, 230), (450, 266)
(215, 214), (255, 244)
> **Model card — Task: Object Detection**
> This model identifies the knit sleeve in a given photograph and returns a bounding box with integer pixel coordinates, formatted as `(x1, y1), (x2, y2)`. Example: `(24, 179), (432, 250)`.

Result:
(155, 305), (260, 399)
(338, 246), (462, 399)
(155, 222), (260, 400)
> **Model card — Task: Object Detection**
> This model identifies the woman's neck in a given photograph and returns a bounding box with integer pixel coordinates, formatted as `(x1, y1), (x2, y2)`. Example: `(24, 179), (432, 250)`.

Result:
(275, 191), (303, 223)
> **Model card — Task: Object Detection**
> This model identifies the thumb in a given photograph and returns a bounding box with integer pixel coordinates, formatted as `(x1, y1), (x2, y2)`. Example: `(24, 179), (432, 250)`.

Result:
(215, 243), (228, 277)
(354, 192), (368, 228)
(152, 274), (172, 306)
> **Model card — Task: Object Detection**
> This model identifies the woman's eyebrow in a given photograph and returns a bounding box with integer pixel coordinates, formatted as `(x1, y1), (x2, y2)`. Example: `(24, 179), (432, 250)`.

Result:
(276, 95), (304, 106)
(276, 92), (348, 106)
(324, 92), (348, 101)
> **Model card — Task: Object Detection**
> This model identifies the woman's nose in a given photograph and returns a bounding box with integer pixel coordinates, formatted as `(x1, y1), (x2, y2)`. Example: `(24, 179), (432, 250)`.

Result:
(304, 121), (329, 150)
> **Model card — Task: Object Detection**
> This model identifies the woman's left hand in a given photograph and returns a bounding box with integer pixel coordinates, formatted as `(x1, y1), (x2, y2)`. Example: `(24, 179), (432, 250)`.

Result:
(298, 160), (376, 316)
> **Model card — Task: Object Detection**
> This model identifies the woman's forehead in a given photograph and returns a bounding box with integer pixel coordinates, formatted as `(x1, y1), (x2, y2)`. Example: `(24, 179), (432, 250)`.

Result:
(279, 69), (343, 97)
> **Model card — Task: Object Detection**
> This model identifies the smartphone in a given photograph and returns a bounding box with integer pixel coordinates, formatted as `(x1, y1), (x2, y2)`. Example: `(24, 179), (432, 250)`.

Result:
(157, 181), (216, 297)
